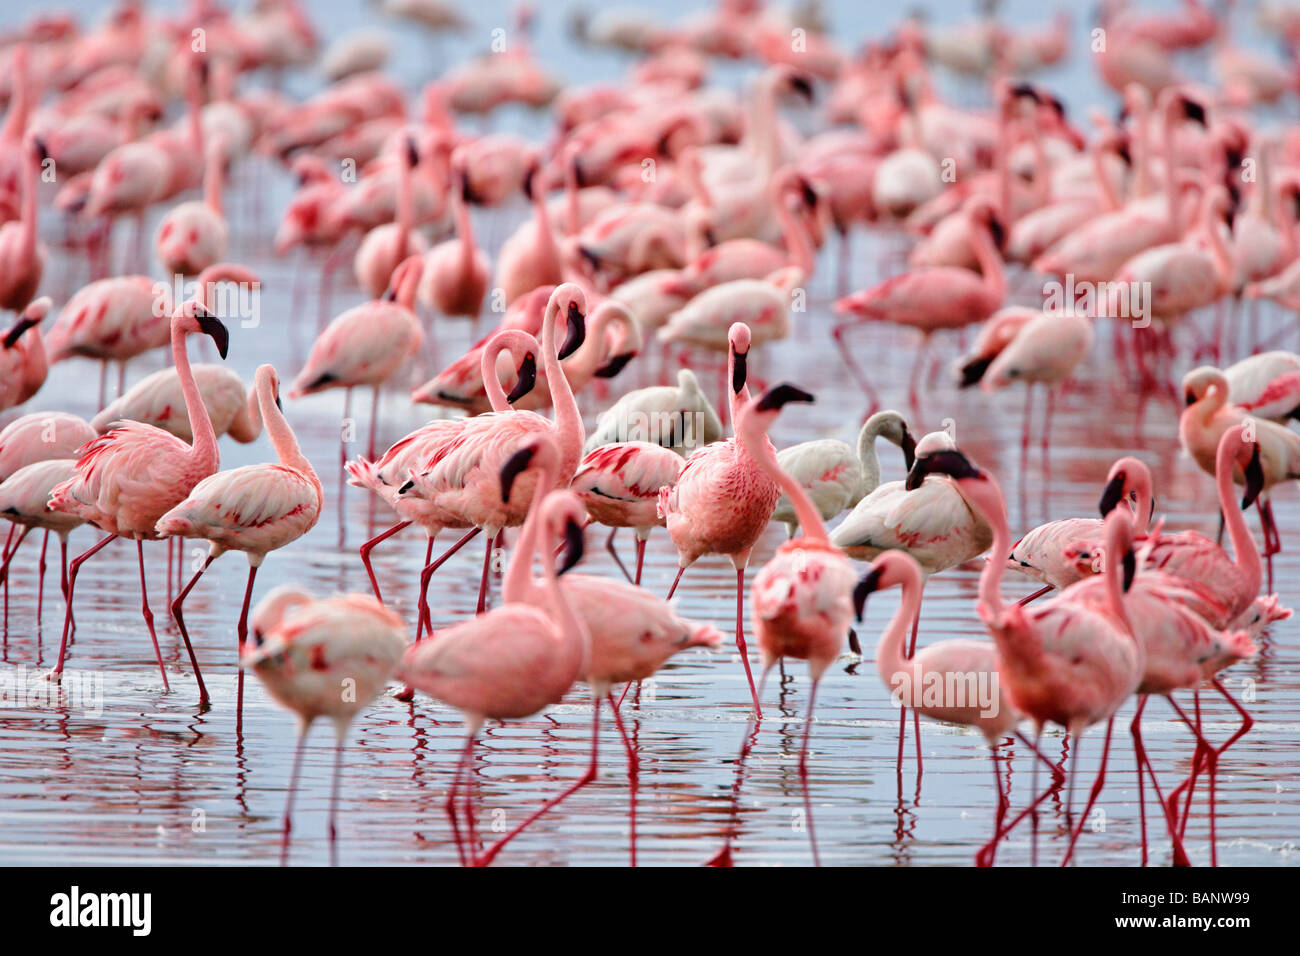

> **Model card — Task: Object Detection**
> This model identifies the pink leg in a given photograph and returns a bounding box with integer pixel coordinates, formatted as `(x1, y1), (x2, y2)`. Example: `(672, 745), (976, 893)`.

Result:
(474, 696), (601, 867)
(975, 729), (1067, 865)
(416, 527), (481, 639)
(1062, 717), (1116, 866)
(1017, 584), (1055, 606)
(169, 553), (215, 707)
(136, 541), (170, 692)
(830, 321), (882, 415)
(897, 610), (920, 771)
(475, 531), (500, 615)
(734, 566), (762, 718)
(337, 389), (352, 549)
(604, 527), (633, 584)
(444, 733), (476, 866)
(36, 530), (48, 627)
(235, 565), (259, 725)
(359, 519), (411, 603)
(280, 725), (309, 866)
(798, 678), (823, 866)
(633, 537), (646, 586)
(665, 565), (686, 600)
(608, 690), (639, 866)
(328, 740), (345, 867)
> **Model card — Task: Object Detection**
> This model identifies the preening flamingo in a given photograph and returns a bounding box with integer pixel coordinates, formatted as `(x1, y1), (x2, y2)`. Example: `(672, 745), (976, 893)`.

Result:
(46, 300), (233, 695)
(583, 367), (723, 454)
(243, 586), (406, 866)
(157, 365), (322, 711)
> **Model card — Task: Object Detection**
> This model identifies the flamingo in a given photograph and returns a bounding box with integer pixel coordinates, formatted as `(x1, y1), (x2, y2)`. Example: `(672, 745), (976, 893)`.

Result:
(583, 367), (723, 454)
(416, 145), (490, 324)
(154, 134), (229, 276)
(92, 363), (262, 445)
(657, 322), (780, 716)
(400, 458), (593, 868)
(0, 295), (50, 412)
(834, 197), (1006, 409)
(156, 365), (322, 711)
(1221, 350), (1300, 423)
(570, 440), (682, 585)
(658, 265), (803, 353)
(46, 299), (233, 695)
(0, 459), (84, 629)
(0, 134), (45, 316)
(398, 284), (588, 621)
(352, 135), (429, 301)
(906, 447), (1144, 866)
(494, 148), (564, 305)
(242, 586), (406, 866)
(0, 412), (96, 482)
(706, 384), (859, 866)
(771, 409), (916, 538)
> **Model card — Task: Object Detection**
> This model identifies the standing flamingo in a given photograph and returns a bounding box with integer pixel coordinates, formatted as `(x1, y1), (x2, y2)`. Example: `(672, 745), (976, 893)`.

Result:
(156, 364), (322, 711)
(46, 300), (233, 694)
(657, 322), (780, 716)
(242, 586), (406, 866)
(0, 295), (50, 412)
(906, 447), (1143, 866)
(154, 134), (229, 276)
(400, 455), (593, 868)
(353, 135), (429, 300)
(0, 459), (85, 628)
(0, 135), (46, 317)
(834, 198), (1006, 409)
(416, 146), (490, 324)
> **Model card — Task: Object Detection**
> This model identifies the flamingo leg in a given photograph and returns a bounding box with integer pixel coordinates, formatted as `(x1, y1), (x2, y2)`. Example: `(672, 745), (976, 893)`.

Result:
(633, 536), (646, 586)
(135, 541), (170, 693)
(416, 527), (481, 639)
(0, 525), (29, 587)
(328, 737), (345, 868)
(444, 733), (476, 866)
(608, 690), (638, 866)
(799, 677), (822, 866)
(1062, 717), (1116, 866)
(475, 532), (499, 615)
(1131, 694), (1150, 866)
(170, 553), (215, 707)
(337, 387), (352, 548)
(975, 730), (1066, 865)
(36, 530), (48, 627)
(235, 564), (260, 723)
(1016, 584), (1055, 606)
(734, 566), (762, 718)
(897, 610), (920, 771)
(474, 695), (601, 867)
(830, 321), (882, 415)
(977, 745), (1010, 867)
(359, 519), (411, 603)
(604, 527), (633, 583)
(665, 565), (686, 600)
(280, 723), (309, 866)
(706, 668), (771, 866)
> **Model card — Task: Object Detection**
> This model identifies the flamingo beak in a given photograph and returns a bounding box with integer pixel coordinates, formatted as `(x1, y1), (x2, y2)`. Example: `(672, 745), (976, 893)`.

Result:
(852, 566), (884, 620)
(195, 309), (230, 359)
(731, 347), (748, 394)
(558, 302), (586, 359)
(1121, 548), (1136, 593)
(499, 444), (537, 503)
(2, 316), (39, 349)
(1098, 472), (1127, 516)
(755, 383), (815, 411)
(506, 352), (538, 403)
(957, 355), (992, 388)
(557, 518), (585, 574)
(906, 449), (981, 491)
(594, 351), (635, 378)
(900, 428), (917, 470)
(1242, 443), (1264, 510)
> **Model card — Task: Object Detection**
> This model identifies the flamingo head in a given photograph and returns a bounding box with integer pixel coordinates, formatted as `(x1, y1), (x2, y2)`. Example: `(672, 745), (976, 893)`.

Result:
(505, 350), (538, 403)
(540, 490), (588, 575)
(905, 445), (981, 491)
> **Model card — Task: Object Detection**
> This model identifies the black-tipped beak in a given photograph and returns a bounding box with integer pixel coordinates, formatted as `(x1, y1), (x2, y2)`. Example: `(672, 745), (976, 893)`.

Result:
(1010, 82), (1041, 103)
(558, 302), (585, 359)
(789, 73), (814, 101)
(731, 347), (748, 394)
(397, 479), (414, 495)
(506, 352), (538, 403)
(958, 355), (992, 388)
(593, 351), (634, 378)
(799, 177), (819, 209)
(275, 388), (283, 412)
(1098, 472), (1126, 517)
(2, 316), (38, 349)
(461, 172), (479, 205)
(900, 428), (917, 470)
(846, 627), (862, 656)
(1181, 97), (1207, 126)
(33, 136), (48, 163)
(499, 445), (537, 503)
(906, 449), (981, 491)
(987, 215), (1007, 251)
(405, 137), (419, 168)
(557, 518), (585, 574)
(1121, 548), (1136, 593)
(852, 566), (883, 620)
(755, 383), (815, 411)
(1242, 443), (1264, 510)
(196, 309), (230, 359)
(523, 166), (536, 201)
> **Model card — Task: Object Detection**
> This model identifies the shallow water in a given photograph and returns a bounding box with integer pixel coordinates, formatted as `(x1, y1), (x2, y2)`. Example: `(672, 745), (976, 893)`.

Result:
(1, 0), (1298, 867)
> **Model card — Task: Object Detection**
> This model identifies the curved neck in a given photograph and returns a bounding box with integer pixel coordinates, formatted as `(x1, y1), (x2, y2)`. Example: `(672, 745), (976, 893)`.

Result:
(1, 52), (29, 143)
(856, 420), (885, 495)
(875, 555), (924, 691)
(542, 299), (585, 463)
(1198, 198), (1233, 284)
(996, 98), (1014, 225)
(453, 177), (477, 269)
(773, 188), (814, 274)
(971, 224), (1005, 298)
(538, 520), (590, 678)
(502, 453), (560, 605)
(395, 151), (413, 254)
(480, 330), (537, 412)
(967, 477), (1011, 619)
(173, 320), (218, 472)
(258, 376), (317, 488)
(1216, 430), (1262, 597)
(532, 174), (561, 272)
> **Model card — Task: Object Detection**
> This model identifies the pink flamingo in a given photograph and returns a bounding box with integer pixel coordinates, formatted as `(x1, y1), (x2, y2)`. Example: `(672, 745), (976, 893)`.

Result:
(398, 284), (588, 621)
(92, 363), (262, 445)
(854, 548), (1072, 867)
(154, 133), (229, 277)
(834, 198), (1006, 410)
(0, 135), (45, 317)
(706, 384), (859, 866)
(157, 364), (322, 711)
(46, 299), (233, 695)
(416, 146), (490, 323)
(0, 412), (95, 482)
(352, 136), (429, 301)
(583, 367), (723, 454)
(243, 586), (406, 866)
(347, 329), (537, 628)
(494, 148), (564, 305)
(0, 459), (85, 629)
(658, 265), (803, 355)
(571, 440), (683, 585)
(0, 295), (50, 412)
(292, 254), (424, 535)
(400, 458), (592, 868)
(1221, 350), (1300, 423)
(1179, 365), (1300, 589)
(908, 447), (1144, 866)
(658, 322), (780, 716)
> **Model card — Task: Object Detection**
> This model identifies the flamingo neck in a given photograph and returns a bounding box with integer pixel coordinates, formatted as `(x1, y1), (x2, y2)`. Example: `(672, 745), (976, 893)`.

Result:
(1216, 428), (1262, 597)
(968, 477), (1011, 619)
(1161, 100), (1182, 234)
(541, 300), (584, 471)
(774, 183), (814, 274)
(971, 225), (1005, 300)
(874, 554), (924, 694)
(395, 152), (414, 253)
(480, 330), (535, 412)
(502, 454), (559, 605)
(173, 323), (218, 474)
(740, 412), (829, 542)
(856, 419), (886, 496)
(1, 53), (29, 143)
(454, 183), (477, 270)
(1093, 143), (1122, 212)
(532, 176), (561, 274)
(258, 377), (317, 491)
